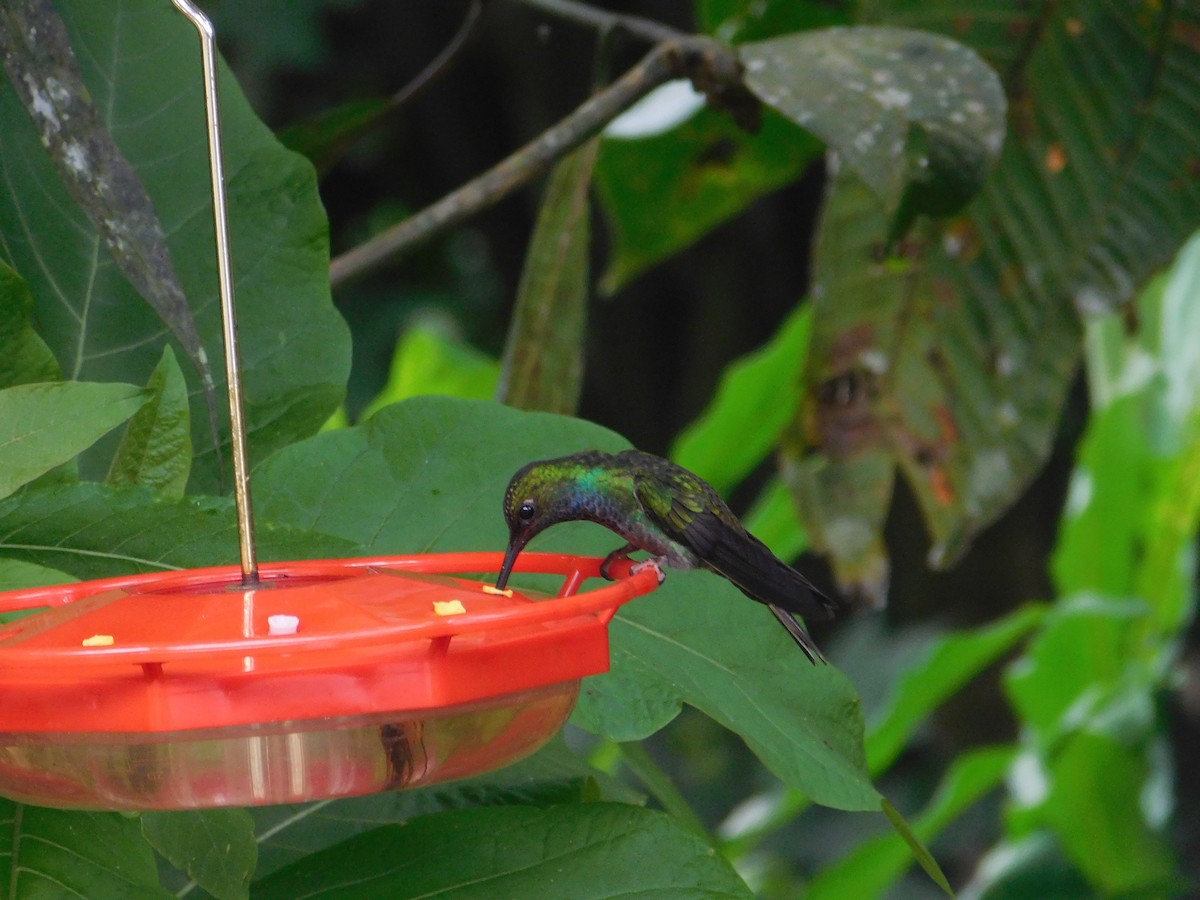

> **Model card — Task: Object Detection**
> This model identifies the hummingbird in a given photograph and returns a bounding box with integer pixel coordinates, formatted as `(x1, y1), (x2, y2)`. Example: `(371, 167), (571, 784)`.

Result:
(495, 449), (841, 664)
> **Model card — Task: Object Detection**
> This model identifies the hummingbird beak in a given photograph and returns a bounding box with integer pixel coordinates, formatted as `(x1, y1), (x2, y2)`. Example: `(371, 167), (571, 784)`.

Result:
(496, 531), (529, 591)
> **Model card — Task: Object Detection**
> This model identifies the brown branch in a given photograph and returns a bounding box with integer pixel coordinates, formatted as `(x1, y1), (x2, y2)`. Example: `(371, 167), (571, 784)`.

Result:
(329, 33), (757, 287)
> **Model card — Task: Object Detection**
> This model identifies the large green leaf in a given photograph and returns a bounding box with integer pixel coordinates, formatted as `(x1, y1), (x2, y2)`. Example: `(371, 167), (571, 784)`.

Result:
(0, 482), (358, 581)
(0, 800), (170, 899)
(141, 809), (255, 900)
(0, 0), (217, 448)
(0, 558), (76, 592)
(581, 574), (875, 811)
(742, 26), (1006, 214)
(785, 2), (1200, 588)
(252, 803), (752, 899)
(0, 381), (146, 500)
(0, 0), (350, 491)
(0, 260), (58, 389)
(248, 735), (639, 881)
(254, 397), (878, 811)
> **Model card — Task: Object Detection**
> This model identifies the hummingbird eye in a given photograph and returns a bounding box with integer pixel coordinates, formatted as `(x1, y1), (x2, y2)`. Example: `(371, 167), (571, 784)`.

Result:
(517, 500), (536, 524)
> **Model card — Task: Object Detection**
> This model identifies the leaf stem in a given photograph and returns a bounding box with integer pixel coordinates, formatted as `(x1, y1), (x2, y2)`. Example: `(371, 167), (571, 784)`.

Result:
(388, 0), (485, 114)
(617, 740), (711, 841)
(513, 0), (685, 44)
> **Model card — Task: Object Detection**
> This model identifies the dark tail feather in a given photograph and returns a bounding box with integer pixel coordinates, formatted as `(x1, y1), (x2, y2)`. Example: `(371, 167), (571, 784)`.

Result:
(705, 528), (841, 621)
(770, 604), (826, 665)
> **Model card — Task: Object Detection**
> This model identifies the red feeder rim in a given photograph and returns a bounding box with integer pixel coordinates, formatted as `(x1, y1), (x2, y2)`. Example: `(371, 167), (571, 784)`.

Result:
(0, 552), (658, 735)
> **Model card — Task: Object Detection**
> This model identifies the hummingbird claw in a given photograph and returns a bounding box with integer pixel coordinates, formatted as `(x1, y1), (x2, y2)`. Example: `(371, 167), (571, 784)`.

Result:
(630, 557), (667, 584)
(600, 543), (637, 580)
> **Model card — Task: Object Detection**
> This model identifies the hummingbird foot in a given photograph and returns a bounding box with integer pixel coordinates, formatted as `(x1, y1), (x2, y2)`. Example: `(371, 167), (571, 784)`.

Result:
(600, 543), (637, 580)
(631, 557), (667, 584)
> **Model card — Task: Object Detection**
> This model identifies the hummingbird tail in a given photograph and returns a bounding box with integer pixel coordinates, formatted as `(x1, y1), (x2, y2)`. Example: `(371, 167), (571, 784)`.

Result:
(704, 527), (842, 622)
(770, 604), (826, 665)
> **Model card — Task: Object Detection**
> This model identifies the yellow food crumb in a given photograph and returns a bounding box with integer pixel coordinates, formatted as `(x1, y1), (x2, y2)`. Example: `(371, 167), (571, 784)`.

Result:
(82, 634), (114, 647)
(480, 585), (513, 597)
(433, 599), (467, 616)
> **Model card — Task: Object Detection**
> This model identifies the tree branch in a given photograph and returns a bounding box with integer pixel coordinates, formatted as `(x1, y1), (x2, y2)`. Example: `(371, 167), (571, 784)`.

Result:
(329, 25), (757, 287)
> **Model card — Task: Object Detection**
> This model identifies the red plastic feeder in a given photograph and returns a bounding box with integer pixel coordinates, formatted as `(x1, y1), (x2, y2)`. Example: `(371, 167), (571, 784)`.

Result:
(0, 553), (657, 810)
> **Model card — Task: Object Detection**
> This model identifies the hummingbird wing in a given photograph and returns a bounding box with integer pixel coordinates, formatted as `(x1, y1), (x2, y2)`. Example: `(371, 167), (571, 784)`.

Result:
(631, 462), (840, 623)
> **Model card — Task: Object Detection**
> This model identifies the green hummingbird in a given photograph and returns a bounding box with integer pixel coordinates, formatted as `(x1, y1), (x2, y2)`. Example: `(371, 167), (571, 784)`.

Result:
(495, 449), (841, 664)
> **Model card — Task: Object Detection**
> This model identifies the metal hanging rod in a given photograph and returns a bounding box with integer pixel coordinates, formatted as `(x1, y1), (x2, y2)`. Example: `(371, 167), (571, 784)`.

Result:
(171, 0), (259, 585)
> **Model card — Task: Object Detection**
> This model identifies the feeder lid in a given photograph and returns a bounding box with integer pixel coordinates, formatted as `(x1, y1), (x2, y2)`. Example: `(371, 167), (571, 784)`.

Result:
(0, 552), (658, 735)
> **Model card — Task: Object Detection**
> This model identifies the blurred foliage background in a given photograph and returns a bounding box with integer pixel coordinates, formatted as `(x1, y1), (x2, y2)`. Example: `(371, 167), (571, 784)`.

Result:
(218, 0), (1200, 894)
(2, 0), (1199, 895)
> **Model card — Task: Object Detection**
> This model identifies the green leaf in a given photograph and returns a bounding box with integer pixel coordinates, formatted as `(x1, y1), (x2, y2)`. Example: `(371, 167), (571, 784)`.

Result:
(254, 396), (626, 552)
(1041, 733), (1179, 896)
(597, 101), (820, 291)
(1056, 231), (1200, 630)
(107, 345), (192, 498)
(0, 482), (359, 581)
(0, 0), (350, 490)
(141, 809), (255, 900)
(498, 139), (596, 414)
(253, 397), (879, 812)
(0, 381), (146, 500)
(671, 304), (812, 495)
(0, 558), (76, 592)
(699, 0), (849, 43)
(962, 832), (1092, 899)
(0, 0), (215, 429)
(582, 574), (878, 811)
(715, 608), (1041, 854)
(277, 96), (392, 175)
(0, 559), (76, 624)
(250, 735), (639, 880)
(1004, 595), (1149, 742)
(252, 803), (752, 899)
(0, 799), (171, 899)
(810, 747), (1013, 898)
(867, 605), (1044, 773)
(360, 323), (500, 421)
(1052, 394), (1155, 600)
(742, 26), (1005, 213)
(785, 2), (1200, 583)
(0, 260), (59, 389)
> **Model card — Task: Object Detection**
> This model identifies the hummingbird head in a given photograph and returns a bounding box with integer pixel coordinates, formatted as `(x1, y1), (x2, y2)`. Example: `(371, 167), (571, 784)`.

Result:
(495, 453), (609, 590)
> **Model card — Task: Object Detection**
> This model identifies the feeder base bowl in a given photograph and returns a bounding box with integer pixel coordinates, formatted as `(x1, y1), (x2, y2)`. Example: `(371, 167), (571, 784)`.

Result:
(0, 681), (577, 810)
